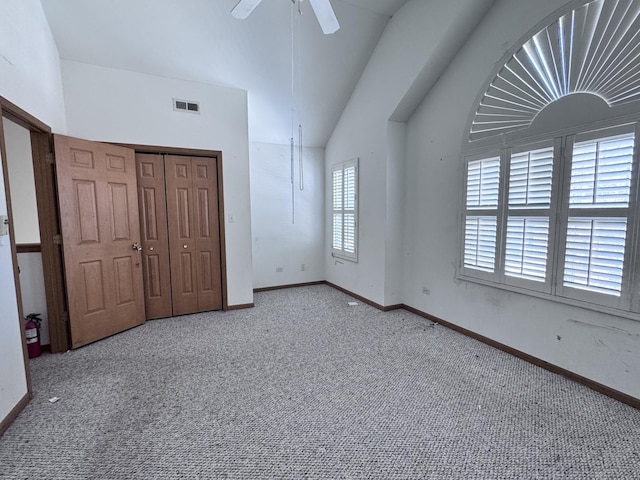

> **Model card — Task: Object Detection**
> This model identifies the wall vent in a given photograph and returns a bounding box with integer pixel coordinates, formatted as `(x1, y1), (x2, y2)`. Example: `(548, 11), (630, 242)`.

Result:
(173, 98), (200, 114)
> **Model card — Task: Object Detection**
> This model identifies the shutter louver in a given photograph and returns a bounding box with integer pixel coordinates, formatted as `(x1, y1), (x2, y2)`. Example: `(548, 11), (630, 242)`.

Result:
(332, 170), (343, 210)
(569, 134), (633, 208)
(332, 214), (342, 250)
(344, 166), (356, 210)
(508, 147), (553, 208)
(504, 217), (549, 281)
(343, 214), (356, 253)
(464, 216), (497, 272)
(563, 218), (627, 296)
(467, 157), (500, 209)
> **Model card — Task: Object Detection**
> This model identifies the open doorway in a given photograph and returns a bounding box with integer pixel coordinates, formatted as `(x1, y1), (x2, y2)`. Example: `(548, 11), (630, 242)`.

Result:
(1, 97), (69, 355)
(4, 118), (51, 350)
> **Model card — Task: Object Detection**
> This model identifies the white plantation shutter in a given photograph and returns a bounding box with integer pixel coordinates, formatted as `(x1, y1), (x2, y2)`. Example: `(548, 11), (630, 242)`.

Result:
(464, 157), (500, 273)
(505, 217), (549, 280)
(331, 159), (358, 260)
(332, 214), (342, 250)
(569, 135), (633, 208)
(343, 214), (356, 253)
(464, 216), (497, 272)
(332, 170), (342, 210)
(504, 146), (554, 283)
(466, 157), (500, 208)
(461, 119), (640, 315)
(563, 218), (627, 295)
(562, 132), (634, 298)
(332, 169), (343, 251)
(508, 148), (553, 208)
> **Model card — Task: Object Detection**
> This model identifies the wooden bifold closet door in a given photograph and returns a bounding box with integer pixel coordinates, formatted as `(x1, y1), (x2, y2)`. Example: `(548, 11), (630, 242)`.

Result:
(135, 153), (222, 319)
(136, 154), (172, 319)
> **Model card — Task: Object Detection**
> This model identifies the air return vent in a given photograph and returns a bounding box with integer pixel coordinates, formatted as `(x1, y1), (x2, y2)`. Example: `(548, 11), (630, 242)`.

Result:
(173, 98), (200, 114)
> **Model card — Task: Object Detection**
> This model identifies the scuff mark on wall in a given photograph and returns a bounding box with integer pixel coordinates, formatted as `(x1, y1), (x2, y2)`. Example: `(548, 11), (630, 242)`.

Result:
(485, 294), (503, 309)
(452, 261), (463, 286)
(568, 318), (640, 339)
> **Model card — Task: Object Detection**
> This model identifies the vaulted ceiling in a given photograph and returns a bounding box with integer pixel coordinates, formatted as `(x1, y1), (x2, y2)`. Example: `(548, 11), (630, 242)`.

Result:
(39, 0), (407, 146)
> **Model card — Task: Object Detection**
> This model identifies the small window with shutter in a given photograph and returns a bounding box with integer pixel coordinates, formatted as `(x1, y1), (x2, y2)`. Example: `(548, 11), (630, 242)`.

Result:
(332, 158), (358, 261)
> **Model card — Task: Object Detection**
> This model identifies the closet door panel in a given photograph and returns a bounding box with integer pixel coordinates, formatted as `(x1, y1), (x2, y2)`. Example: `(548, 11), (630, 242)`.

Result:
(192, 156), (223, 311)
(165, 155), (199, 315)
(136, 153), (172, 319)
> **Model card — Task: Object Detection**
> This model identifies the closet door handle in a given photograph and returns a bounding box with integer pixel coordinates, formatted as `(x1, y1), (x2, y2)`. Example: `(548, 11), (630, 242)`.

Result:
(132, 242), (143, 252)
(183, 244), (188, 249)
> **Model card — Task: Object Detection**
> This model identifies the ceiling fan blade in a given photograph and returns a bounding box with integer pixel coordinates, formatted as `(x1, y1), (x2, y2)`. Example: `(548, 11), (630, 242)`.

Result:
(308, 0), (340, 34)
(230, 0), (263, 19)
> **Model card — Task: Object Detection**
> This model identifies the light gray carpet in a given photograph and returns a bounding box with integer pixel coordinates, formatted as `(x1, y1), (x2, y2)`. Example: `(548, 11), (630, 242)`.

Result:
(1, 285), (639, 479)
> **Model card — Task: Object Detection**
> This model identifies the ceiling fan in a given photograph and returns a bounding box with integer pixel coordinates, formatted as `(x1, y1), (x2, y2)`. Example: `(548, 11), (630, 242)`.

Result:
(231, 0), (340, 34)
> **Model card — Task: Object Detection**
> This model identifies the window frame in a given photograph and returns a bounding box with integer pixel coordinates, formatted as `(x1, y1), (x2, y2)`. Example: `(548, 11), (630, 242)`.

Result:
(500, 139), (561, 294)
(459, 122), (640, 320)
(554, 124), (640, 311)
(331, 158), (359, 262)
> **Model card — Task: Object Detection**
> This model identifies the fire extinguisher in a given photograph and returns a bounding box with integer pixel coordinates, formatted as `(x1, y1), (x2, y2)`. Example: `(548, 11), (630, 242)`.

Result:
(24, 313), (42, 359)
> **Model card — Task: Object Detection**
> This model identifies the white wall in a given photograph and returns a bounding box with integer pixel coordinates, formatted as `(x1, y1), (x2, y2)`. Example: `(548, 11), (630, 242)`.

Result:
(0, 0), (66, 427)
(4, 118), (50, 346)
(250, 142), (325, 288)
(60, 60), (253, 306)
(0, 1), (67, 132)
(4, 119), (40, 244)
(402, 0), (640, 399)
(325, 0), (494, 307)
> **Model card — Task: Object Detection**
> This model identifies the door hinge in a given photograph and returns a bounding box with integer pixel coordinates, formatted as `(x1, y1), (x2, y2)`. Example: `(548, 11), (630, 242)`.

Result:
(46, 152), (55, 165)
(53, 234), (62, 245)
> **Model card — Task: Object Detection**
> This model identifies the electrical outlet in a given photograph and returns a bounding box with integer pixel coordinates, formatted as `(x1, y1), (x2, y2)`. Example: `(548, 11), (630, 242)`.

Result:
(276, 267), (283, 273)
(0, 215), (8, 236)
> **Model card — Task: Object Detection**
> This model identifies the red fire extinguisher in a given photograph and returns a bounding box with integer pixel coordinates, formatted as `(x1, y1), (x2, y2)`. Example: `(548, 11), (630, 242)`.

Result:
(24, 313), (42, 359)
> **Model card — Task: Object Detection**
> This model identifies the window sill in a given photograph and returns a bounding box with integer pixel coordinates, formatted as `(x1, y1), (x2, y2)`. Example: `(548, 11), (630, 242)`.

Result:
(331, 252), (358, 263)
(457, 273), (640, 323)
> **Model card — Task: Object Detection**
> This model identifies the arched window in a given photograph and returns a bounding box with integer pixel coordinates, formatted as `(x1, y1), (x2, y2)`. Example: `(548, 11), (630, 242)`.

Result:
(469, 0), (640, 143)
(460, 0), (640, 317)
